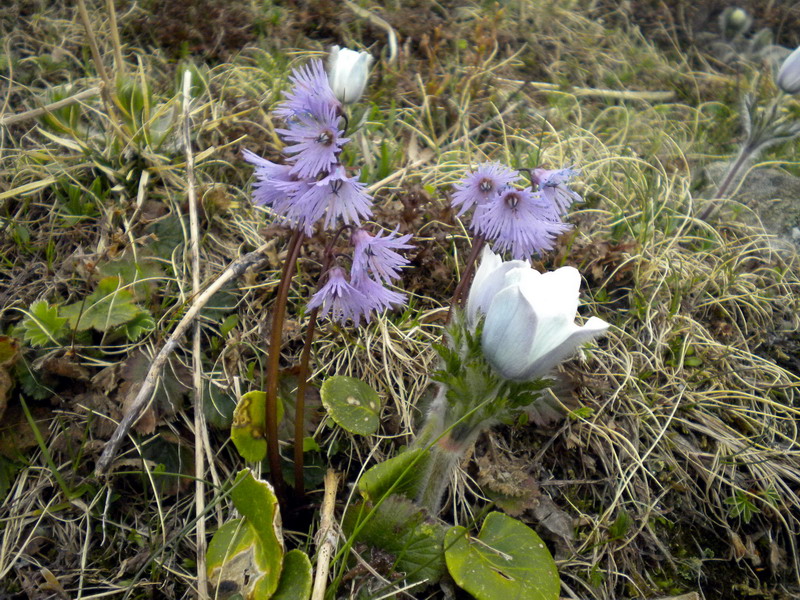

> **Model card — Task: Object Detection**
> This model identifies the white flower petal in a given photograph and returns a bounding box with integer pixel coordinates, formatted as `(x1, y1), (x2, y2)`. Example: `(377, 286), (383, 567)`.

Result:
(482, 285), (538, 380)
(518, 316), (609, 380)
(467, 246), (528, 326)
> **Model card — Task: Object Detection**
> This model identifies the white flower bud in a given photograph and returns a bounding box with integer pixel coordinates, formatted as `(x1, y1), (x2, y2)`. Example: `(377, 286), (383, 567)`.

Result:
(777, 46), (800, 95)
(327, 45), (373, 104)
(467, 246), (609, 381)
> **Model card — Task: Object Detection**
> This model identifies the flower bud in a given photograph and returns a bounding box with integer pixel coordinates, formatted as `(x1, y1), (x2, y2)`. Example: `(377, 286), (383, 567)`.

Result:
(327, 45), (373, 104)
(720, 7), (751, 41)
(777, 46), (800, 95)
(467, 247), (609, 381)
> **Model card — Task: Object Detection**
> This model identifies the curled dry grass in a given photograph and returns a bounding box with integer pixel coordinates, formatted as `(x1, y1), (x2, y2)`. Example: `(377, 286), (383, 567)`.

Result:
(1, 0), (800, 599)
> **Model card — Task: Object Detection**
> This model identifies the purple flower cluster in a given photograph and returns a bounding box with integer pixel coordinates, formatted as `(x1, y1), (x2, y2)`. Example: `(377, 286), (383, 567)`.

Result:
(452, 163), (580, 260)
(308, 228), (412, 325)
(243, 60), (371, 235)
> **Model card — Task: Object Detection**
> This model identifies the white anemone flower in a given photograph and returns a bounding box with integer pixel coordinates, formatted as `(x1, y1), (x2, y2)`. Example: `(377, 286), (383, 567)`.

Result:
(327, 46), (373, 104)
(778, 46), (800, 95)
(467, 246), (609, 381)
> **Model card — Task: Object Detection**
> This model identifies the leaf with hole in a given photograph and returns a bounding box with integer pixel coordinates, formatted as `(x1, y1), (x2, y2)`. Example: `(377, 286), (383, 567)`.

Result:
(445, 512), (560, 600)
(320, 375), (381, 435)
(207, 470), (285, 599)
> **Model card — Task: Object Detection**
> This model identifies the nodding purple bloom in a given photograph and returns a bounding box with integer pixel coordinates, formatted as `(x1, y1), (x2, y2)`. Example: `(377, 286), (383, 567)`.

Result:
(352, 276), (406, 313)
(277, 98), (349, 179)
(351, 228), (413, 283)
(451, 163), (520, 216)
(307, 267), (373, 325)
(283, 165), (372, 234)
(473, 186), (571, 260)
(532, 167), (581, 215)
(274, 59), (341, 121)
(243, 149), (296, 208)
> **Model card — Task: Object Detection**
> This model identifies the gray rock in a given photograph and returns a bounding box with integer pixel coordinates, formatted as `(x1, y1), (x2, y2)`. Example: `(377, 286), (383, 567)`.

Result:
(702, 161), (800, 239)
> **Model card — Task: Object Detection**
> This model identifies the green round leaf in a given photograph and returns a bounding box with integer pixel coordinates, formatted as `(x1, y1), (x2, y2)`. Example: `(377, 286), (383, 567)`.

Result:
(271, 549), (312, 600)
(320, 375), (381, 435)
(445, 512), (560, 600)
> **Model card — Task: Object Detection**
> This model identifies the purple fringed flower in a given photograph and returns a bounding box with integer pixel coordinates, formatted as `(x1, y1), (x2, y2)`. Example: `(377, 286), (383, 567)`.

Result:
(274, 59), (341, 121)
(243, 149), (296, 208)
(532, 167), (581, 215)
(283, 165), (372, 234)
(451, 163), (519, 216)
(277, 97), (349, 179)
(351, 228), (413, 283)
(307, 267), (373, 325)
(352, 276), (406, 313)
(473, 187), (571, 260)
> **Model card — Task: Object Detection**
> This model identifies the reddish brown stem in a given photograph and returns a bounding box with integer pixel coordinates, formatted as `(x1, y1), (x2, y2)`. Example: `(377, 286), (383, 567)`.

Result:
(266, 229), (304, 501)
(293, 305), (319, 498)
(293, 229), (346, 499)
(446, 235), (486, 322)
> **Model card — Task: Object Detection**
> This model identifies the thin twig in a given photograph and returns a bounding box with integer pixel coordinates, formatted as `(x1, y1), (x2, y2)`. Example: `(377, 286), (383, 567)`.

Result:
(94, 247), (271, 476)
(0, 87), (101, 128)
(311, 469), (341, 600)
(182, 70), (208, 600)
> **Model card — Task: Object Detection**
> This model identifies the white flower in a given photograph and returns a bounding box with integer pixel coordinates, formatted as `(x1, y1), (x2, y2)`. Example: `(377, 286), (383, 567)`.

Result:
(467, 246), (609, 381)
(777, 45), (800, 95)
(327, 46), (373, 104)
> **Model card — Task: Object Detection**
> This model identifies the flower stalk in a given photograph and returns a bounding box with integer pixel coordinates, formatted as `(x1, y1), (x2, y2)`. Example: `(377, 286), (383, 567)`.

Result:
(265, 228), (305, 500)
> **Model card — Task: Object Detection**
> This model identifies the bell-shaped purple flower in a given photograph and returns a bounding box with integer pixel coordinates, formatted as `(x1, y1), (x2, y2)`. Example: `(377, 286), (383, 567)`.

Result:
(351, 276), (406, 313)
(473, 186), (570, 260)
(531, 167), (581, 216)
(274, 59), (341, 121)
(351, 228), (413, 283)
(242, 149), (296, 208)
(307, 266), (374, 325)
(451, 163), (519, 216)
(277, 97), (349, 179)
(285, 165), (372, 234)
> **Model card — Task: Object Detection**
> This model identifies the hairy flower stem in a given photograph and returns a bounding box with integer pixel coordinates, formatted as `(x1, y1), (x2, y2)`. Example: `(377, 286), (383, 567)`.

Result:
(447, 235), (485, 322)
(698, 142), (754, 221)
(266, 229), (305, 502)
(412, 386), (493, 513)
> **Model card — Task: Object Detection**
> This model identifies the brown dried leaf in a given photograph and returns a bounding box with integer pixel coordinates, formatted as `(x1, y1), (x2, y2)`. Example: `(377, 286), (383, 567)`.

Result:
(530, 496), (575, 544)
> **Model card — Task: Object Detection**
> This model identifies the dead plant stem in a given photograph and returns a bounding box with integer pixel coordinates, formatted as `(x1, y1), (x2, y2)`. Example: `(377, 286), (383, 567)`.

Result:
(94, 246), (271, 475)
(182, 70), (208, 600)
(311, 469), (340, 600)
(0, 87), (101, 127)
(104, 0), (124, 76)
